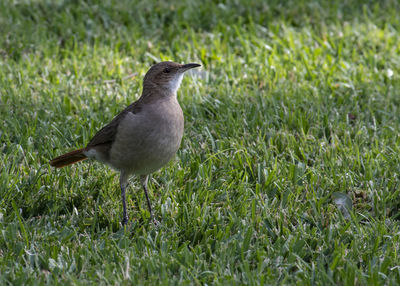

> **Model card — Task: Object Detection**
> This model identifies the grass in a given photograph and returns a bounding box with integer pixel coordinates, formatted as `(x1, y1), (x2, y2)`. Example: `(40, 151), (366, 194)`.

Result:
(1, 0), (400, 284)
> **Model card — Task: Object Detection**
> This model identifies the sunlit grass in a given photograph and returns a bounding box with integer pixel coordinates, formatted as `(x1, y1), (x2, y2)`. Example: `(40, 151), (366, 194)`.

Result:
(1, 0), (400, 284)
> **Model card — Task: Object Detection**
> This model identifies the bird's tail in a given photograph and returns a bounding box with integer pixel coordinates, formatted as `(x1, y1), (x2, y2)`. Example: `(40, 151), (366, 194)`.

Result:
(49, 148), (88, 168)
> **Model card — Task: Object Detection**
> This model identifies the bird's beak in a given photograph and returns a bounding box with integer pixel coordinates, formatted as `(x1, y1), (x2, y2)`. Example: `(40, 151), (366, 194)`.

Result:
(180, 63), (201, 72)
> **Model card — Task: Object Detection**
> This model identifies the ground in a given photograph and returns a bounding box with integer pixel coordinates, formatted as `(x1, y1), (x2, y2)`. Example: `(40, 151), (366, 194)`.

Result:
(1, 0), (400, 284)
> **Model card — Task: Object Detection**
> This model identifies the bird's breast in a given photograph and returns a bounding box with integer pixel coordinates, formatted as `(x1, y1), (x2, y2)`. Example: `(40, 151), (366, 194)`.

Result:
(109, 98), (184, 175)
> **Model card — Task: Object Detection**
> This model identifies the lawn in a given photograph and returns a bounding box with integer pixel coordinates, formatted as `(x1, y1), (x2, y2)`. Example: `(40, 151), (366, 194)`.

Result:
(1, 0), (400, 284)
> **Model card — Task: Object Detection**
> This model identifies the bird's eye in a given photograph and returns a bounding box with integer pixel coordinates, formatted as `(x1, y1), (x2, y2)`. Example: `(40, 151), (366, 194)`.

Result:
(163, 68), (171, 73)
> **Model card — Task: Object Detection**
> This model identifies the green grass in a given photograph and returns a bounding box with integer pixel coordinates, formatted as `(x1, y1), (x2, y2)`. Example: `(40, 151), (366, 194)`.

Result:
(1, 0), (400, 284)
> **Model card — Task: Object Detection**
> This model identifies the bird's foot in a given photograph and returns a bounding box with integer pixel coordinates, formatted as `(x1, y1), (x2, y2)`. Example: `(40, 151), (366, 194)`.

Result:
(150, 216), (160, 226)
(122, 216), (129, 226)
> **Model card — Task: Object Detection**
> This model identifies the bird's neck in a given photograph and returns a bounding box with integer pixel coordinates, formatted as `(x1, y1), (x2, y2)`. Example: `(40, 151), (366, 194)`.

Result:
(140, 82), (177, 103)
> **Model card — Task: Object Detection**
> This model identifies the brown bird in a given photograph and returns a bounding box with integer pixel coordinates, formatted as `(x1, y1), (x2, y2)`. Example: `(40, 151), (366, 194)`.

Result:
(50, 61), (201, 224)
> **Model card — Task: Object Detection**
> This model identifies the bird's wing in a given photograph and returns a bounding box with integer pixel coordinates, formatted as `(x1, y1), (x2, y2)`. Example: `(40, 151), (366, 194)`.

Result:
(87, 101), (142, 148)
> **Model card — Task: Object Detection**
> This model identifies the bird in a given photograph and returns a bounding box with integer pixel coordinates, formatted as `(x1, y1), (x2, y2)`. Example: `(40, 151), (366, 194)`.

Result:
(50, 61), (201, 225)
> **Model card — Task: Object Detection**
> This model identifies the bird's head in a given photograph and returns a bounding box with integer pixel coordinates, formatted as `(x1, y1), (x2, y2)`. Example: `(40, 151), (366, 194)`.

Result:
(143, 61), (201, 95)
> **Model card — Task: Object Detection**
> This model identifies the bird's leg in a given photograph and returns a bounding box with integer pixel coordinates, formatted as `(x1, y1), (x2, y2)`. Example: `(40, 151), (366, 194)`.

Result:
(141, 175), (159, 225)
(140, 175), (154, 221)
(140, 175), (159, 225)
(120, 173), (129, 225)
